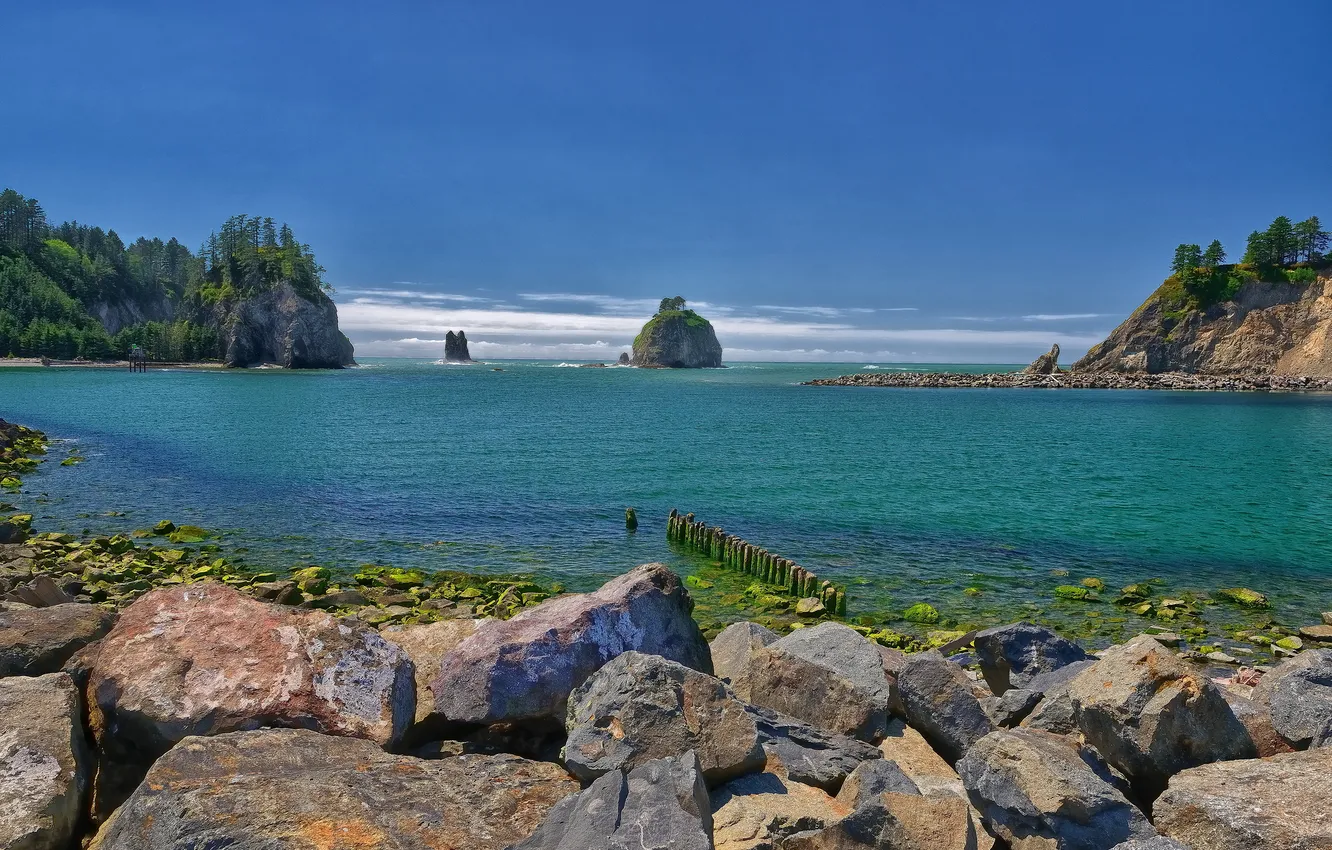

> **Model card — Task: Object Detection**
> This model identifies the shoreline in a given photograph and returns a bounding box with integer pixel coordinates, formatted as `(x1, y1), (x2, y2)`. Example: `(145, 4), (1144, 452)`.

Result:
(0, 357), (226, 370)
(804, 370), (1332, 391)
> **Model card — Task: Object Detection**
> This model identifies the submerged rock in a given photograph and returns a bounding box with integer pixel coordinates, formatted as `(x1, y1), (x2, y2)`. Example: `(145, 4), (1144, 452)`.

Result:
(89, 728), (578, 850)
(514, 752), (713, 850)
(432, 564), (712, 724)
(1154, 747), (1332, 849)
(959, 728), (1157, 850)
(743, 622), (894, 741)
(0, 672), (90, 850)
(0, 602), (116, 676)
(1066, 635), (1254, 800)
(564, 651), (763, 787)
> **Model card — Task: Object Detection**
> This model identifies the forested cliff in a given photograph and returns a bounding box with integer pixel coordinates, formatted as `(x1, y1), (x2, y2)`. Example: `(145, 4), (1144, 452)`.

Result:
(0, 189), (354, 367)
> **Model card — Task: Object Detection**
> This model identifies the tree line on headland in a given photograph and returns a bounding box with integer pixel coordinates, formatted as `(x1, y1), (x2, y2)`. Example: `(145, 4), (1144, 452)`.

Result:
(1169, 214), (1328, 308)
(0, 188), (328, 360)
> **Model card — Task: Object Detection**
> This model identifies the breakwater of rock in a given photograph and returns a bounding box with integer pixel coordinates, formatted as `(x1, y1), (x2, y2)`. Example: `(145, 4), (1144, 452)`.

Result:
(668, 508), (848, 617)
(804, 370), (1332, 391)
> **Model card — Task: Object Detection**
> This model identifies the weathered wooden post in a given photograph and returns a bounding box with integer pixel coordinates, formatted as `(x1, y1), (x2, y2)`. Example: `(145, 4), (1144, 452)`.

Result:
(625, 508), (638, 531)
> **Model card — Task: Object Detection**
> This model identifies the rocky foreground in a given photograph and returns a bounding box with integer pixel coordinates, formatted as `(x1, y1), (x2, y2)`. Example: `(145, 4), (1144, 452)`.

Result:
(804, 370), (1332, 391)
(3, 564), (1331, 850)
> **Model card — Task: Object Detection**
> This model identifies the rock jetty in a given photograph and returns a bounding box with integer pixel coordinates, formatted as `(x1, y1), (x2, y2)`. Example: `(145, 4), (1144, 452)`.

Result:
(805, 370), (1332, 391)
(4, 569), (1330, 849)
(632, 297), (723, 368)
(444, 329), (474, 362)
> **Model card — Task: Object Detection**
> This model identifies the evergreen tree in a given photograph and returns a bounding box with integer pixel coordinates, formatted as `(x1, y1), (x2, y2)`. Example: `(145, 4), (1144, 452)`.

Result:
(1293, 216), (1329, 262)
(1170, 244), (1203, 277)
(1266, 216), (1296, 264)
(1242, 230), (1273, 265)
(1201, 240), (1226, 269)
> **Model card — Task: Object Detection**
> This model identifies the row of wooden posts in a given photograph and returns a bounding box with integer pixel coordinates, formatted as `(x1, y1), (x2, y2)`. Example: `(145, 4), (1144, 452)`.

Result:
(667, 509), (848, 617)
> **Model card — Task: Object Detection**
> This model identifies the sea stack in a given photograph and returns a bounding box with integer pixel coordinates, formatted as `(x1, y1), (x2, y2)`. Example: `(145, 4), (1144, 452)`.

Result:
(631, 297), (723, 368)
(618, 352), (631, 366)
(444, 331), (474, 363)
(1024, 343), (1060, 374)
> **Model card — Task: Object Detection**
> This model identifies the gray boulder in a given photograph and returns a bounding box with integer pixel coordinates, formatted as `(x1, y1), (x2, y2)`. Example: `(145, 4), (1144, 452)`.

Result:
(89, 728), (577, 849)
(897, 650), (994, 763)
(744, 622), (893, 741)
(959, 728), (1157, 850)
(1154, 747), (1332, 850)
(0, 672), (91, 850)
(982, 687), (1042, 728)
(1110, 840), (1193, 850)
(564, 651), (764, 787)
(748, 704), (883, 794)
(1251, 648), (1332, 749)
(973, 621), (1090, 695)
(1018, 663), (1095, 736)
(0, 602), (116, 676)
(709, 621), (778, 702)
(834, 759), (920, 808)
(1066, 636), (1255, 800)
(432, 565), (711, 724)
(513, 752), (712, 850)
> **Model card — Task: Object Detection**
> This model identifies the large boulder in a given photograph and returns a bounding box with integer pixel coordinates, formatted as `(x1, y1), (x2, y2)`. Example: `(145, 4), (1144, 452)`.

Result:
(1251, 648), (1332, 749)
(432, 565), (711, 724)
(834, 759), (920, 807)
(1154, 747), (1332, 849)
(783, 791), (983, 850)
(744, 622), (894, 741)
(380, 618), (479, 727)
(514, 752), (712, 850)
(1066, 636), (1255, 800)
(0, 673), (90, 850)
(1218, 685), (1295, 758)
(973, 622), (1090, 695)
(897, 650), (994, 763)
(564, 651), (763, 787)
(749, 705), (883, 794)
(89, 728), (578, 849)
(959, 728), (1157, 850)
(710, 770), (851, 850)
(88, 583), (414, 777)
(0, 602), (116, 676)
(877, 717), (964, 797)
(1109, 840), (1192, 850)
(710, 621), (779, 701)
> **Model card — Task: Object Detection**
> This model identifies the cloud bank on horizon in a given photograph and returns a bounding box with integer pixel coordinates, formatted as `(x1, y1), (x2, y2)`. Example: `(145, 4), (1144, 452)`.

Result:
(337, 287), (1112, 363)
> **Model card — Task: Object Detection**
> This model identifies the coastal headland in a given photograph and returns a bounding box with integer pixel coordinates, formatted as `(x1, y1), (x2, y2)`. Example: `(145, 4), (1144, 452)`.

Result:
(4, 414), (1332, 847)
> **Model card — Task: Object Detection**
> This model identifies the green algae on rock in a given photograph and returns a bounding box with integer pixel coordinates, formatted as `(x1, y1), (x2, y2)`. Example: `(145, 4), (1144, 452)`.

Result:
(1215, 587), (1270, 608)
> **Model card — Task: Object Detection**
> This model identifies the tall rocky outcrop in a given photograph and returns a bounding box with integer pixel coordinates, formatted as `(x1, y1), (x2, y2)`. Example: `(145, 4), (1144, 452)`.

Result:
(214, 283), (355, 369)
(1023, 343), (1060, 374)
(444, 330), (474, 362)
(631, 301), (723, 368)
(1075, 273), (1332, 375)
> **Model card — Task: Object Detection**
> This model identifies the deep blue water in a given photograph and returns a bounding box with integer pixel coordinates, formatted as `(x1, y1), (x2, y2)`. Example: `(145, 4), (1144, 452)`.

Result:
(3, 358), (1331, 639)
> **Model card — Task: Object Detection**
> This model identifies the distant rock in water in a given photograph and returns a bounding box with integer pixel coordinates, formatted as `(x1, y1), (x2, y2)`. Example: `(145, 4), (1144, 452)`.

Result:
(219, 283), (355, 369)
(1023, 343), (1060, 375)
(618, 352), (631, 365)
(1075, 271), (1332, 375)
(631, 297), (722, 368)
(444, 330), (474, 363)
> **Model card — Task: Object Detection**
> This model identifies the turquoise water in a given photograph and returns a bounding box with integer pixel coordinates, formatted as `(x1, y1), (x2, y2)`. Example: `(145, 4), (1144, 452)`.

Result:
(3, 359), (1331, 640)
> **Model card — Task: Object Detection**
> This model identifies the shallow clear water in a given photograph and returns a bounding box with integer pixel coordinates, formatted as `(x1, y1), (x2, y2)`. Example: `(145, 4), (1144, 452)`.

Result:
(4, 358), (1331, 640)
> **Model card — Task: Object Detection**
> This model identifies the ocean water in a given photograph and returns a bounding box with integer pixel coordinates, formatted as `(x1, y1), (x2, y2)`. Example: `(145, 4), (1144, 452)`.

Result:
(4, 358), (1331, 641)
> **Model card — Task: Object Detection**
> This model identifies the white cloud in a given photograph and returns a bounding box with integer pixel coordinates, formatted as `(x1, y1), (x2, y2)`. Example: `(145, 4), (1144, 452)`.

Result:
(342, 288), (496, 303)
(1022, 313), (1106, 321)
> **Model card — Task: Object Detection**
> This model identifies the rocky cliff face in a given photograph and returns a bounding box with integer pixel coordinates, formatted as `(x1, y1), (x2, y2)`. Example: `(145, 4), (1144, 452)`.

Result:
(632, 311), (723, 368)
(92, 296), (176, 336)
(214, 283), (355, 369)
(1075, 274), (1332, 376)
(444, 330), (474, 362)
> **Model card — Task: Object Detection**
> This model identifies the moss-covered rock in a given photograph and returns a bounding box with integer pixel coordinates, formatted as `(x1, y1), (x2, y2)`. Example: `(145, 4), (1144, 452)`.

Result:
(1215, 587), (1270, 608)
(902, 602), (940, 624)
(1054, 585), (1095, 601)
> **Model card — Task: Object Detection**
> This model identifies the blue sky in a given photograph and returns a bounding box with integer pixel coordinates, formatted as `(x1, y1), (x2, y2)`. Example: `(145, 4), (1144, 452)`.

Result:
(5, 1), (1330, 361)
